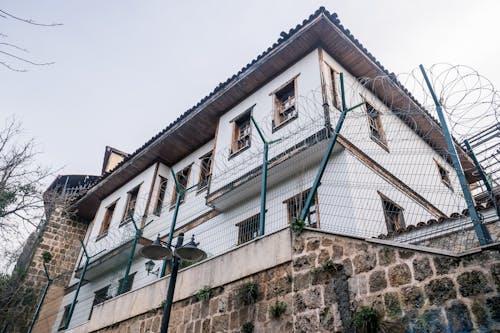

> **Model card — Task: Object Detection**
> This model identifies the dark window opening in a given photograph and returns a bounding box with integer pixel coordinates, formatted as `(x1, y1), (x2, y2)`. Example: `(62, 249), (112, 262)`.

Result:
(231, 112), (251, 154)
(285, 189), (319, 228)
(118, 272), (136, 295)
(98, 202), (116, 237)
(366, 102), (387, 147)
(153, 176), (168, 216)
(273, 80), (297, 128)
(170, 166), (191, 208)
(329, 66), (341, 110)
(88, 285), (110, 320)
(380, 194), (405, 233)
(58, 304), (71, 331)
(198, 151), (213, 190)
(236, 214), (259, 245)
(122, 185), (140, 223)
(435, 161), (452, 190)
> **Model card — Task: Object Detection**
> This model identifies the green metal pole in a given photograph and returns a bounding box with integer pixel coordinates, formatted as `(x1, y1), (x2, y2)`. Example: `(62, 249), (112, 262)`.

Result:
(64, 254), (89, 329)
(119, 215), (141, 294)
(300, 73), (363, 221)
(419, 65), (491, 245)
(27, 263), (52, 333)
(464, 140), (500, 219)
(259, 142), (269, 236)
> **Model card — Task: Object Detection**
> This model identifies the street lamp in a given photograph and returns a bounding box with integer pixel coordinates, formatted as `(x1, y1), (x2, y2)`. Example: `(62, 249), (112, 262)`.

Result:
(140, 232), (207, 333)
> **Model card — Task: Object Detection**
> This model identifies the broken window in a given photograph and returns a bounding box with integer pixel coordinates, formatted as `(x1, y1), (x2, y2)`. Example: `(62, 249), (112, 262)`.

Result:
(121, 185), (140, 223)
(153, 176), (168, 216)
(98, 202), (116, 238)
(365, 102), (388, 148)
(88, 285), (111, 320)
(198, 151), (213, 190)
(435, 160), (453, 190)
(170, 165), (191, 208)
(380, 194), (405, 233)
(236, 214), (259, 245)
(273, 78), (297, 129)
(231, 111), (252, 154)
(284, 189), (319, 228)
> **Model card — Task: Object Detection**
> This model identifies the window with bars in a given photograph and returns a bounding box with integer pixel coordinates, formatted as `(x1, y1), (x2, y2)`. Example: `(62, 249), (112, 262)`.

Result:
(236, 214), (259, 245)
(118, 272), (136, 295)
(170, 166), (191, 208)
(98, 202), (116, 238)
(88, 285), (111, 320)
(328, 65), (341, 110)
(231, 111), (252, 154)
(198, 151), (213, 190)
(365, 102), (388, 148)
(153, 176), (168, 216)
(121, 185), (140, 223)
(273, 78), (298, 129)
(284, 189), (319, 228)
(379, 193), (405, 233)
(58, 304), (71, 331)
(434, 159), (453, 190)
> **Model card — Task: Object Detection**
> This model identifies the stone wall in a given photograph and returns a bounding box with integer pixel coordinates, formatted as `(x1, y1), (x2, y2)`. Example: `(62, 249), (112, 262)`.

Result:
(22, 206), (88, 333)
(91, 228), (499, 333)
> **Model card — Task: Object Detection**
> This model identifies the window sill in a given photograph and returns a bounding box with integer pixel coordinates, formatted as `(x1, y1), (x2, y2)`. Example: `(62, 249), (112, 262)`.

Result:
(272, 113), (298, 133)
(370, 135), (390, 153)
(441, 180), (454, 192)
(118, 219), (131, 228)
(196, 185), (208, 195)
(96, 233), (108, 241)
(228, 144), (251, 160)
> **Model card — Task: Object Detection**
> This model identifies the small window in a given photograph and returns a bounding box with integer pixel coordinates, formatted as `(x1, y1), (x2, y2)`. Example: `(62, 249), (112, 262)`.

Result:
(236, 214), (259, 245)
(170, 166), (191, 208)
(118, 272), (136, 295)
(121, 185), (140, 223)
(328, 65), (341, 110)
(58, 304), (71, 330)
(284, 189), (319, 228)
(434, 160), (452, 190)
(153, 176), (168, 216)
(379, 193), (405, 233)
(98, 202), (116, 238)
(88, 285), (110, 320)
(365, 101), (388, 148)
(231, 111), (251, 154)
(198, 151), (213, 190)
(273, 79), (297, 129)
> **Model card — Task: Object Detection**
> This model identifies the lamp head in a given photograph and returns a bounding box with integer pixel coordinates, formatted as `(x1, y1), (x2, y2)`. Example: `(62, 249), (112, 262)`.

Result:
(174, 235), (207, 261)
(139, 234), (172, 260)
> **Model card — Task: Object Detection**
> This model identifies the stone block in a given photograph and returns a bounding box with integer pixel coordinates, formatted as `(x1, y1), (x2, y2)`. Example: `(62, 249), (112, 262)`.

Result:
(318, 249), (330, 263)
(353, 253), (376, 274)
(398, 250), (415, 259)
(491, 262), (500, 291)
(293, 253), (317, 272)
(293, 272), (311, 292)
(424, 277), (456, 305)
(378, 247), (396, 266)
(486, 295), (500, 322)
(368, 270), (387, 293)
(412, 257), (432, 281)
(384, 292), (402, 317)
(306, 238), (320, 251)
(331, 245), (343, 260)
(433, 256), (459, 275)
(388, 264), (411, 287)
(445, 301), (473, 333)
(400, 286), (424, 310)
(471, 300), (489, 328)
(295, 311), (319, 333)
(321, 237), (333, 246)
(457, 270), (493, 297)
(410, 308), (444, 333)
(319, 306), (335, 331)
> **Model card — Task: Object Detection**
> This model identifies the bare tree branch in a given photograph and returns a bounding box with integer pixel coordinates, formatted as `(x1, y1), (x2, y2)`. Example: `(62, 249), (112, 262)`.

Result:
(0, 50), (53, 66)
(0, 9), (62, 27)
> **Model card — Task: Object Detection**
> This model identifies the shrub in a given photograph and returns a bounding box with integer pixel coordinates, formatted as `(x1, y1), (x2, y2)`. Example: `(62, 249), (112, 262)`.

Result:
(196, 286), (212, 302)
(269, 300), (287, 319)
(41, 251), (53, 263)
(241, 322), (254, 333)
(290, 217), (306, 235)
(352, 307), (380, 333)
(238, 282), (258, 305)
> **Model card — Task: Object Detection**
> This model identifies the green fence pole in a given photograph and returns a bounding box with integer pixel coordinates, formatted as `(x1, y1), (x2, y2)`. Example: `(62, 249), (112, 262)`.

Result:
(419, 65), (491, 245)
(27, 263), (52, 333)
(119, 214), (141, 294)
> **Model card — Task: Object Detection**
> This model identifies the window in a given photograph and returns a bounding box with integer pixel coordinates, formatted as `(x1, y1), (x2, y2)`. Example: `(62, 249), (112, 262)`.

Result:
(328, 65), (341, 110)
(379, 193), (405, 233)
(122, 185), (140, 223)
(88, 285), (110, 320)
(236, 214), (259, 245)
(98, 202), (116, 238)
(231, 111), (252, 154)
(58, 304), (71, 330)
(118, 272), (136, 295)
(434, 159), (452, 190)
(272, 78), (298, 129)
(284, 189), (319, 228)
(198, 151), (213, 190)
(170, 166), (191, 208)
(365, 101), (388, 149)
(153, 176), (168, 216)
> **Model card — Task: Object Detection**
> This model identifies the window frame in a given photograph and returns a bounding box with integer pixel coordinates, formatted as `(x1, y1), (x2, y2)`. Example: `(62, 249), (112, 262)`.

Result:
(434, 158), (453, 191)
(97, 200), (118, 240)
(197, 151), (213, 192)
(58, 304), (71, 331)
(326, 63), (341, 111)
(118, 272), (136, 295)
(271, 75), (299, 131)
(283, 189), (320, 228)
(170, 165), (192, 209)
(364, 99), (389, 151)
(153, 176), (168, 216)
(236, 214), (260, 245)
(88, 285), (111, 320)
(378, 191), (405, 233)
(120, 184), (141, 225)
(229, 108), (253, 157)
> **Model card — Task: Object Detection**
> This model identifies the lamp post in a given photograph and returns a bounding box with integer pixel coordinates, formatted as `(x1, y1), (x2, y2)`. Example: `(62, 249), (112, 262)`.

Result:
(139, 232), (206, 333)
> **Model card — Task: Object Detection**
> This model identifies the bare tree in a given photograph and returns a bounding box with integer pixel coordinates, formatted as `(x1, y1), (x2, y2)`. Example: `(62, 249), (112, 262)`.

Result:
(0, 117), (52, 250)
(0, 8), (61, 72)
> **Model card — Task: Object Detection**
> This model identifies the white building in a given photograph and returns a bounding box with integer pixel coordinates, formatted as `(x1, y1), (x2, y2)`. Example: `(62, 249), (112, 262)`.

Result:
(51, 8), (480, 332)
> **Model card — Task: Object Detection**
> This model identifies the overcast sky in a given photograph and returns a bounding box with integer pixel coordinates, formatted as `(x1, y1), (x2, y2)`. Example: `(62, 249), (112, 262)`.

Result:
(2, 0), (499, 178)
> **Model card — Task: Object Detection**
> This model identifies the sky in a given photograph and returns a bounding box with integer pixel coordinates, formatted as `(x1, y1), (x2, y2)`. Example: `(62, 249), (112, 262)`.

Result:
(2, 0), (499, 178)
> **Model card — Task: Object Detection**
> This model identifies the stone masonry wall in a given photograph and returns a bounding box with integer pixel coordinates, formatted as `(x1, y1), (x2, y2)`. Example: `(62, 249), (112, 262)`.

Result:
(23, 206), (89, 333)
(92, 229), (499, 333)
